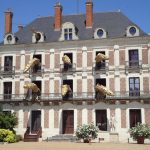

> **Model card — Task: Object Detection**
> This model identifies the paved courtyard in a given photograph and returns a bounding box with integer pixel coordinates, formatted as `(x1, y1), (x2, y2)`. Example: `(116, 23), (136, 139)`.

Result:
(0, 141), (150, 150)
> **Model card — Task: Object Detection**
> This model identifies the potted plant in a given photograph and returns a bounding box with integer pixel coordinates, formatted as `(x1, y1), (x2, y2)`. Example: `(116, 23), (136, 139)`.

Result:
(129, 123), (150, 144)
(75, 123), (99, 143)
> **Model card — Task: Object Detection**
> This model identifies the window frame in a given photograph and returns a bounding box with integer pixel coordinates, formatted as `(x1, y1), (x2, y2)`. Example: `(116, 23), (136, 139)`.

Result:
(128, 49), (139, 67)
(3, 82), (12, 100)
(64, 28), (73, 41)
(59, 22), (79, 41)
(129, 77), (140, 96)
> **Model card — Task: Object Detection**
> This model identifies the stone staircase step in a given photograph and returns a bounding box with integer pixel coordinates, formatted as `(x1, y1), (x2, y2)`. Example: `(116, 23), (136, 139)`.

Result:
(47, 134), (76, 142)
(24, 134), (39, 142)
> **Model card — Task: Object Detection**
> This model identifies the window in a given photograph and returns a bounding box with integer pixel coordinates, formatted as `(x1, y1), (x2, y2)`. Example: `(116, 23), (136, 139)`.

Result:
(62, 80), (73, 99)
(3, 111), (11, 115)
(4, 34), (17, 45)
(95, 78), (106, 99)
(59, 22), (78, 41)
(129, 27), (136, 35)
(3, 82), (12, 99)
(129, 77), (140, 96)
(32, 31), (45, 43)
(129, 50), (139, 67)
(35, 33), (41, 42)
(7, 35), (12, 42)
(4, 56), (13, 71)
(95, 51), (106, 70)
(94, 28), (107, 39)
(96, 110), (107, 131)
(25, 81), (41, 101)
(97, 29), (104, 38)
(129, 109), (141, 128)
(32, 55), (41, 73)
(63, 53), (73, 71)
(64, 28), (72, 40)
(126, 26), (139, 37)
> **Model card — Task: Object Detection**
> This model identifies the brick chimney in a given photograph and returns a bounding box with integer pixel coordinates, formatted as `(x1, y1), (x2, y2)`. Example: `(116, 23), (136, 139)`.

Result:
(54, 2), (62, 31)
(4, 9), (13, 34)
(86, 0), (93, 28)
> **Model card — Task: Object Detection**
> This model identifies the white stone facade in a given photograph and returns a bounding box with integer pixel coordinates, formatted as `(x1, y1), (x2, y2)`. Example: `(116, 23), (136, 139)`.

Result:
(0, 39), (150, 142)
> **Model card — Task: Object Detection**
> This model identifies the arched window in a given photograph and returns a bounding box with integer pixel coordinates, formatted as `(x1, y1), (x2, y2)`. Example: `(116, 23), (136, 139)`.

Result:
(94, 28), (107, 39)
(126, 26), (139, 37)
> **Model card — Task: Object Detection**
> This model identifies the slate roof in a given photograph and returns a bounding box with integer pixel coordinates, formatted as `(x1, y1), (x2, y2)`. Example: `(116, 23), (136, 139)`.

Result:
(6, 11), (149, 44)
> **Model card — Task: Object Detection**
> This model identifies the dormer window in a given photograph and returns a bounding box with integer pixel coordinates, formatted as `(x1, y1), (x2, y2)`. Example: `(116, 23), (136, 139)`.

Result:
(35, 33), (41, 42)
(97, 29), (104, 38)
(32, 31), (45, 43)
(59, 22), (78, 41)
(126, 26), (139, 37)
(7, 35), (12, 42)
(64, 28), (72, 40)
(4, 33), (17, 44)
(129, 27), (136, 36)
(94, 28), (107, 39)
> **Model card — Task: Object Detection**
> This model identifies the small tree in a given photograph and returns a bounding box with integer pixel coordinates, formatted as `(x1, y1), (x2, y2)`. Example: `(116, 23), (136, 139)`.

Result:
(129, 123), (150, 140)
(76, 123), (99, 142)
(0, 112), (18, 132)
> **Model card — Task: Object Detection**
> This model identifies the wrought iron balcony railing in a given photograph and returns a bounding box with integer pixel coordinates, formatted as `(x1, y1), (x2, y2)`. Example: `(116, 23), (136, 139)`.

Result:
(29, 65), (44, 75)
(0, 91), (150, 102)
(0, 94), (25, 101)
(125, 60), (142, 73)
(60, 63), (76, 73)
(92, 62), (108, 74)
(0, 66), (15, 76)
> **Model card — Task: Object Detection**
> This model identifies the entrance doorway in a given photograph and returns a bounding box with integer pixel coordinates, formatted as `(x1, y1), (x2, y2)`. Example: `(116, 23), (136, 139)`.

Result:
(96, 109), (107, 131)
(31, 110), (41, 133)
(62, 110), (74, 134)
(129, 109), (141, 128)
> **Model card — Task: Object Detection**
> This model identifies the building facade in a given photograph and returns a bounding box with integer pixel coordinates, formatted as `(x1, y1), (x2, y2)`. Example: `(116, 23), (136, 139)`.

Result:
(0, 1), (150, 142)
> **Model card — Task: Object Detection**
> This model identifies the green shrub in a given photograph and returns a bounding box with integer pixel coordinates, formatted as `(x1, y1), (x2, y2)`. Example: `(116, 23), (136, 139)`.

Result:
(0, 112), (18, 132)
(15, 134), (23, 142)
(129, 123), (150, 140)
(0, 129), (16, 143)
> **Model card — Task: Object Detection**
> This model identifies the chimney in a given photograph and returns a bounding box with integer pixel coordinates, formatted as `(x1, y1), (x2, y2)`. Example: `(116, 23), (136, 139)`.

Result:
(4, 9), (13, 34)
(86, 0), (93, 28)
(54, 2), (62, 31)
(18, 24), (23, 31)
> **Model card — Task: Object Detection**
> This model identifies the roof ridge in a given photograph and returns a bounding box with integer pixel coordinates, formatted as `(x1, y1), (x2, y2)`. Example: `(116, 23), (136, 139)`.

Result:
(36, 10), (122, 19)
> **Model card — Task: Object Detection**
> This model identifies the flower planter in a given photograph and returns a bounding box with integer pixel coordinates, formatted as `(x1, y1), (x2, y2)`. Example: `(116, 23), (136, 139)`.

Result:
(137, 136), (144, 144)
(84, 139), (90, 143)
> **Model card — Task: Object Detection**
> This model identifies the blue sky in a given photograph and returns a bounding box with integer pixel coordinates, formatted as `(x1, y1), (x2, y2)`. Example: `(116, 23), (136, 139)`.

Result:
(0, 0), (150, 42)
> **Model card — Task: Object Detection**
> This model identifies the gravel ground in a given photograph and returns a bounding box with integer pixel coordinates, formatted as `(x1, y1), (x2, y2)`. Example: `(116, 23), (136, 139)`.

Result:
(0, 141), (150, 150)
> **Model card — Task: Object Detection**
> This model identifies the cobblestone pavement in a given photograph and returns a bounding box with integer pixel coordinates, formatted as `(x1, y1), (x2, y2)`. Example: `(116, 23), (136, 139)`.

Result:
(0, 141), (150, 150)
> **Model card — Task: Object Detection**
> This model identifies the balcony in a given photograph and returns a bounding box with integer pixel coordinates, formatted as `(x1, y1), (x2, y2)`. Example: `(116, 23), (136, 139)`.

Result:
(29, 65), (44, 76)
(106, 91), (150, 100)
(125, 60), (142, 74)
(92, 62), (108, 75)
(0, 66), (15, 77)
(60, 63), (76, 74)
(0, 91), (150, 103)
(0, 94), (25, 102)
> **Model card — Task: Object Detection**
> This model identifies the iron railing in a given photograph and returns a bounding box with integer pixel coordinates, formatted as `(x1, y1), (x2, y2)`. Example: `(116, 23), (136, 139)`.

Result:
(0, 66), (15, 76)
(0, 91), (150, 102)
(29, 65), (44, 76)
(60, 63), (76, 73)
(125, 60), (142, 73)
(0, 94), (25, 101)
(92, 62), (108, 74)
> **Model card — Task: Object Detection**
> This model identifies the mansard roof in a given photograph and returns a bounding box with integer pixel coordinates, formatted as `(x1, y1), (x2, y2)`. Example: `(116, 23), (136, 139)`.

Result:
(9, 11), (148, 44)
